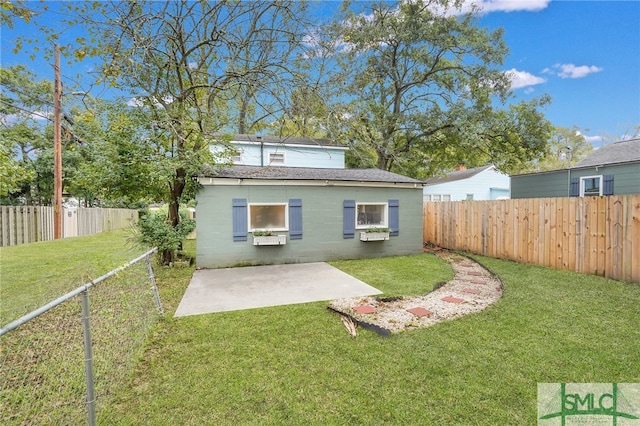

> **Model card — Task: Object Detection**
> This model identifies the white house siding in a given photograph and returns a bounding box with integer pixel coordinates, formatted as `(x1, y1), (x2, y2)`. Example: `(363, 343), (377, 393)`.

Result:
(423, 168), (510, 201)
(212, 141), (346, 169)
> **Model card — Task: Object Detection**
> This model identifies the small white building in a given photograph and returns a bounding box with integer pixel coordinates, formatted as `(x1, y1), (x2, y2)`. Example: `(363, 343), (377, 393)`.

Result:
(423, 165), (510, 201)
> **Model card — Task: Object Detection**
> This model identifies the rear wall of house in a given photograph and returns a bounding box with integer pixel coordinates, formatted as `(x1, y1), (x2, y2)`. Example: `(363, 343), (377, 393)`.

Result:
(196, 184), (423, 268)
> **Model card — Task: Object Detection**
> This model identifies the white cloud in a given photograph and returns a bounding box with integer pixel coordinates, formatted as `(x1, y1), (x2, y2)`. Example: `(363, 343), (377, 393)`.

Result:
(470, 0), (550, 14)
(127, 95), (174, 108)
(553, 63), (603, 79)
(504, 68), (546, 89)
(426, 0), (550, 16)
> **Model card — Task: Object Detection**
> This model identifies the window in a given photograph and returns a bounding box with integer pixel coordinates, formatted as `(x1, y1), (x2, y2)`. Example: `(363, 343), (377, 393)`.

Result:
(466, 194), (474, 201)
(268, 151), (285, 166)
(580, 176), (602, 196)
(231, 151), (243, 164)
(356, 203), (388, 229)
(424, 194), (450, 202)
(249, 203), (288, 231)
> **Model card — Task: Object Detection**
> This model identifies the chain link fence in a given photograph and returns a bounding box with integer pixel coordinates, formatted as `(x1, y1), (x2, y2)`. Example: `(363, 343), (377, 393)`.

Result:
(0, 248), (162, 425)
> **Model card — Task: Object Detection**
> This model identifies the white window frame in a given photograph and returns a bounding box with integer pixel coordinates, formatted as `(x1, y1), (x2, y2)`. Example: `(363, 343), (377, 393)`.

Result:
(580, 175), (602, 197)
(267, 151), (286, 166)
(425, 194), (451, 202)
(231, 149), (243, 164)
(466, 194), (474, 201)
(248, 202), (289, 232)
(355, 202), (388, 229)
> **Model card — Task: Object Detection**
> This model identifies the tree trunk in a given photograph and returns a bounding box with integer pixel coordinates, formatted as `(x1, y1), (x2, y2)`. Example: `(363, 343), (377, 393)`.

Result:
(164, 167), (187, 263)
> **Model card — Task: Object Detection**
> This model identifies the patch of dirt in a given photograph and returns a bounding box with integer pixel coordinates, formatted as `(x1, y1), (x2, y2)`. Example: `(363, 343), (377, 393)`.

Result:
(329, 251), (504, 335)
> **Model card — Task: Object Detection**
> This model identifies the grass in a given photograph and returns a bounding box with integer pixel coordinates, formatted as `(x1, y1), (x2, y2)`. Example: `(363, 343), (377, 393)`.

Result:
(2, 233), (639, 424)
(105, 247), (638, 425)
(0, 229), (143, 324)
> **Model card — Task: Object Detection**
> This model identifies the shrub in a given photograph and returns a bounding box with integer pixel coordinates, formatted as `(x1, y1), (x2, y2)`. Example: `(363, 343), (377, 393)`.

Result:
(130, 211), (195, 265)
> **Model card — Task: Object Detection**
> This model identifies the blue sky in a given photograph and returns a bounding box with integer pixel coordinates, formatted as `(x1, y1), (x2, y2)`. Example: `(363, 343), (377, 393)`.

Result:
(2, 0), (638, 145)
(477, 0), (639, 145)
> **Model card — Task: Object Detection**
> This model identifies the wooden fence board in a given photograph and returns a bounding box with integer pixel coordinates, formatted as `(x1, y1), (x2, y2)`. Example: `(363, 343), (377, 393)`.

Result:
(631, 197), (640, 283)
(423, 195), (639, 283)
(0, 206), (137, 247)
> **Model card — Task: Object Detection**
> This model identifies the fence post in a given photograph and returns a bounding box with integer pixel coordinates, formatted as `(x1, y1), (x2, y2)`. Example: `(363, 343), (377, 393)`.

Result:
(146, 253), (164, 315)
(81, 288), (97, 426)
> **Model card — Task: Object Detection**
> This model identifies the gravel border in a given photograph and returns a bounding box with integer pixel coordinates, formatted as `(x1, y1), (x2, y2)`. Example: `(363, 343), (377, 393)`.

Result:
(328, 251), (504, 335)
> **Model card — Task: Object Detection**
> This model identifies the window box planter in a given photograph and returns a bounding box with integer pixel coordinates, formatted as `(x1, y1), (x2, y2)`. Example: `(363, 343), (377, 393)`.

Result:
(253, 234), (287, 246)
(360, 231), (390, 242)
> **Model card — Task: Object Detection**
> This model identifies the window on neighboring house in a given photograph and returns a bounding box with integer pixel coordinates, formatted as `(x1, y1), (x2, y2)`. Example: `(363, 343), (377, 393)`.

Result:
(581, 176), (602, 196)
(356, 203), (388, 229)
(466, 194), (474, 200)
(231, 150), (243, 164)
(268, 151), (285, 166)
(424, 194), (450, 202)
(249, 203), (288, 231)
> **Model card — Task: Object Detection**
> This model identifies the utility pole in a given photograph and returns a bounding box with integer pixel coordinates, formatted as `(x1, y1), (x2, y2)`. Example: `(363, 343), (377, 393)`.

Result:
(53, 44), (63, 239)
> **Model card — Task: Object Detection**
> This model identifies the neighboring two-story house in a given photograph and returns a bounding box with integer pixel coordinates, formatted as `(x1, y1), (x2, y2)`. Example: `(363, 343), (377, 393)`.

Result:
(211, 134), (347, 168)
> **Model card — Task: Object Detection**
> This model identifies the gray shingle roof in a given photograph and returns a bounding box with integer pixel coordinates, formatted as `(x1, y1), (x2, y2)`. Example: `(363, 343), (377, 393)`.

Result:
(424, 165), (495, 185)
(572, 138), (640, 168)
(201, 165), (423, 184)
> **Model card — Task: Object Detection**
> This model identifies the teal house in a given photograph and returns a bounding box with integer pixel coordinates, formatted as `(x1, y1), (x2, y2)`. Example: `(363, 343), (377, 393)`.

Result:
(511, 138), (640, 199)
(195, 165), (424, 268)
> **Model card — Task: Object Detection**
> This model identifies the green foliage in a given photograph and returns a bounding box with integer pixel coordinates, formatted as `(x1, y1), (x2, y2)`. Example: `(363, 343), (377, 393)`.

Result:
(515, 125), (595, 173)
(252, 230), (276, 237)
(130, 211), (195, 265)
(326, 0), (553, 177)
(364, 226), (389, 233)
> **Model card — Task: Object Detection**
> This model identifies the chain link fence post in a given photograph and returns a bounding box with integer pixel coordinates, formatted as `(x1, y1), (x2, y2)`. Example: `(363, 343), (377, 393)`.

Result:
(81, 287), (97, 426)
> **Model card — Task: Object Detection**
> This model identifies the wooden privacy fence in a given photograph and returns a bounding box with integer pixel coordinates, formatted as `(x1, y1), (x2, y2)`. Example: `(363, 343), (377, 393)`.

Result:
(423, 195), (640, 283)
(1, 206), (138, 247)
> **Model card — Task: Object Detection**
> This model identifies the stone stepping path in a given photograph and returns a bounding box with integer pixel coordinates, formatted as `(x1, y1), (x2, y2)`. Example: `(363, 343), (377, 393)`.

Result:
(328, 251), (504, 335)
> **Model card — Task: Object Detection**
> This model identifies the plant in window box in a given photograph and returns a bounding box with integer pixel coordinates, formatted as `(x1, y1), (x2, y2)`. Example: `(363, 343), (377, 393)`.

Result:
(252, 230), (286, 246)
(360, 227), (390, 242)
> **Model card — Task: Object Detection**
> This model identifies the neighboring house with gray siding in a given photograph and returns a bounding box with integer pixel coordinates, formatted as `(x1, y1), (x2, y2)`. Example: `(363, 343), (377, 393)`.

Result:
(210, 134), (348, 169)
(423, 165), (510, 201)
(195, 165), (424, 268)
(511, 138), (640, 198)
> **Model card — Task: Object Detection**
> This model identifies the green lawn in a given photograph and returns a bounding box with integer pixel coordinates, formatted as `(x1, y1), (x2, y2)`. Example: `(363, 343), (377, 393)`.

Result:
(105, 245), (639, 425)
(2, 233), (639, 424)
(0, 229), (142, 324)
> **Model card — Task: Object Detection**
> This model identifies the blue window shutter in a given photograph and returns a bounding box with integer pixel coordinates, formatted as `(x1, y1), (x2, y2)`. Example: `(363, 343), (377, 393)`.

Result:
(603, 175), (614, 195)
(388, 199), (399, 236)
(343, 200), (355, 238)
(570, 178), (579, 197)
(232, 198), (247, 241)
(289, 199), (303, 240)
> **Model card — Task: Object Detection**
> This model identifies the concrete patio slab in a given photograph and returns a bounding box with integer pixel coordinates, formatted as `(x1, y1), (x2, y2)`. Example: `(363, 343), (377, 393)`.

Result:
(174, 262), (382, 317)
